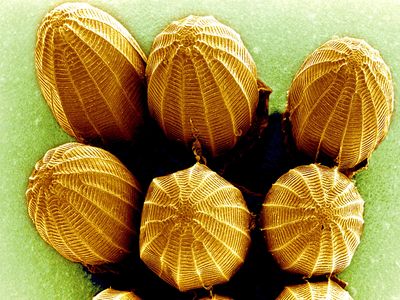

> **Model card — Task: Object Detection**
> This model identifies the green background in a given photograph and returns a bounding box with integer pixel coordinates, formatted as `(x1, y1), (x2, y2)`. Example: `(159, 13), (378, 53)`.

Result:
(1, 0), (399, 299)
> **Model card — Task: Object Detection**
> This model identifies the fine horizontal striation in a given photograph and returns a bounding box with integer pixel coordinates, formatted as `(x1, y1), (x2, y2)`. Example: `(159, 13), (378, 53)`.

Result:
(276, 280), (353, 300)
(139, 163), (251, 291)
(26, 142), (142, 266)
(287, 37), (394, 172)
(146, 15), (259, 157)
(35, 2), (147, 144)
(260, 164), (364, 277)
(93, 288), (142, 300)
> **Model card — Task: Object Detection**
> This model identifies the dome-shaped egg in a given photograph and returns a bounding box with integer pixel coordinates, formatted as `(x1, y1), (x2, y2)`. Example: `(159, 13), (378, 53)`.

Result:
(260, 164), (364, 277)
(146, 15), (261, 157)
(93, 288), (141, 300)
(26, 142), (142, 266)
(140, 163), (251, 291)
(35, 2), (147, 144)
(287, 37), (394, 172)
(276, 280), (353, 300)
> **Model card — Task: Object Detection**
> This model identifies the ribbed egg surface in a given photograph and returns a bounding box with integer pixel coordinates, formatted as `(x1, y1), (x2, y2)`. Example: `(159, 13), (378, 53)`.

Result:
(35, 2), (147, 144)
(276, 280), (353, 300)
(93, 288), (142, 300)
(146, 15), (259, 157)
(260, 164), (364, 277)
(26, 143), (142, 266)
(287, 37), (394, 172)
(140, 163), (251, 291)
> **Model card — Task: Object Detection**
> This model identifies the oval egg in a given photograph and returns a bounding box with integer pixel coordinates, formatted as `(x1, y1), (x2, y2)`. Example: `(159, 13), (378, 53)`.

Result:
(260, 164), (364, 277)
(287, 37), (394, 172)
(140, 163), (251, 291)
(35, 2), (147, 144)
(146, 15), (261, 157)
(26, 142), (142, 266)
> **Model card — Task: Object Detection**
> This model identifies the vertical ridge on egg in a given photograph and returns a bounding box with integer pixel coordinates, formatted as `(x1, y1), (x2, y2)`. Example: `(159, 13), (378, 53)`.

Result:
(26, 143), (142, 266)
(287, 37), (393, 171)
(276, 279), (353, 299)
(140, 163), (251, 291)
(260, 164), (364, 277)
(146, 15), (260, 157)
(35, 2), (147, 144)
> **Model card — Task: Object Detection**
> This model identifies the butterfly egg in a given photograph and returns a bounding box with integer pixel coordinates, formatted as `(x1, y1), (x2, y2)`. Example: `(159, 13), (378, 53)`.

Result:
(146, 15), (262, 157)
(26, 142), (142, 267)
(287, 37), (394, 172)
(260, 164), (364, 277)
(276, 279), (353, 300)
(35, 2), (147, 144)
(93, 288), (141, 300)
(139, 163), (251, 291)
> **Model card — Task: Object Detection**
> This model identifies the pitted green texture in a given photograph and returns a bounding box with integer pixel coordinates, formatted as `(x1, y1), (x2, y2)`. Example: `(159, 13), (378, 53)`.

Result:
(1, 0), (399, 299)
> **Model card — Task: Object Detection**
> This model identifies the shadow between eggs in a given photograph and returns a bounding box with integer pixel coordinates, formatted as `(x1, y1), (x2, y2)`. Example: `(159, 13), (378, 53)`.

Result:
(87, 113), (326, 300)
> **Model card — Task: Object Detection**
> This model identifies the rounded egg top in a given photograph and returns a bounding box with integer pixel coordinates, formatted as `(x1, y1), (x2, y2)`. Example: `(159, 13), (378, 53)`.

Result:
(146, 15), (259, 157)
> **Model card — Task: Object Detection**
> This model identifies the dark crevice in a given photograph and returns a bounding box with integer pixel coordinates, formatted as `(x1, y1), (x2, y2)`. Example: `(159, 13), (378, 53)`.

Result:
(88, 112), (323, 299)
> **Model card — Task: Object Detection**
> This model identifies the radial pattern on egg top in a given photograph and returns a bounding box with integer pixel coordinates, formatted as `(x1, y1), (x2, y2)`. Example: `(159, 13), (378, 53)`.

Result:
(146, 15), (260, 157)
(139, 163), (251, 292)
(26, 142), (142, 267)
(276, 279), (353, 300)
(35, 2), (147, 144)
(260, 164), (364, 277)
(287, 37), (394, 172)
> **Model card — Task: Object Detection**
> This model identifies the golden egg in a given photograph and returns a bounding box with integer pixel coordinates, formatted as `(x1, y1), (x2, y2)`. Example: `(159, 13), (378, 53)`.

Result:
(146, 15), (262, 157)
(276, 280), (353, 300)
(287, 37), (394, 172)
(260, 164), (364, 277)
(26, 142), (142, 266)
(93, 288), (141, 300)
(140, 163), (251, 291)
(35, 2), (147, 144)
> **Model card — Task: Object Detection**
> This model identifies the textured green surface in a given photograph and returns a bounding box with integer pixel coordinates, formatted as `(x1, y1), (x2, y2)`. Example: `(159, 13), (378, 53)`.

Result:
(0, 0), (399, 299)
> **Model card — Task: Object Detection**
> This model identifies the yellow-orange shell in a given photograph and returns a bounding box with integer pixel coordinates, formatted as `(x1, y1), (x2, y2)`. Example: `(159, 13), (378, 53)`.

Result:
(26, 142), (142, 266)
(288, 37), (394, 171)
(35, 2), (147, 144)
(146, 15), (259, 157)
(260, 164), (364, 277)
(276, 280), (353, 300)
(93, 288), (141, 300)
(140, 163), (251, 291)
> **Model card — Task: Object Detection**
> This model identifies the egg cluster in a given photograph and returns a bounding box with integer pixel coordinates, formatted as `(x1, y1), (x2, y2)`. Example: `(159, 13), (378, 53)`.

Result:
(26, 2), (394, 299)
